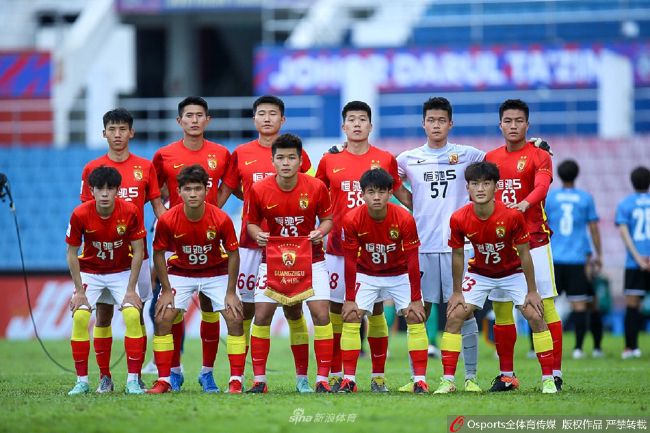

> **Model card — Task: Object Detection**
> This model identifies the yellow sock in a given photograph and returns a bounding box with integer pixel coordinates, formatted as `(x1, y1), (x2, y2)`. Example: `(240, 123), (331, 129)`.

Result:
(172, 312), (184, 325)
(153, 334), (173, 351)
(494, 301), (515, 325)
(543, 299), (561, 324)
(407, 323), (429, 351)
(314, 323), (333, 340)
(251, 324), (270, 340)
(330, 312), (343, 335)
(341, 322), (361, 350)
(288, 316), (309, 345)
(93, 325), (112, 339)
(440, 331), (462, 352)
(71, 309), (91, 341)
(243, 319), (252, 346)
(201, 311), (220, 323)
(227, 334), (246, 355)
(368, 313), (389, 338)
(532, 330), (553, 353)
(123, 306), (144, 338)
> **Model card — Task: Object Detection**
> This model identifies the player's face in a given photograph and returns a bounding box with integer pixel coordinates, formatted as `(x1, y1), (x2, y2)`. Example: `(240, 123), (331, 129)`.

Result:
(272, 148), (302, 179)
(467, 179), (496, 204)
(422, 109), (453, 143)
(103, 121), (134, 152)
(342, 111), (372, 143)
(178, 182), (207, 208)
(91, 185), (118, 209)
(177, 105), (210, 137)
(499, 109), (529, 143)
(254, 103), (285, 136)
(362, 186), (392, 211)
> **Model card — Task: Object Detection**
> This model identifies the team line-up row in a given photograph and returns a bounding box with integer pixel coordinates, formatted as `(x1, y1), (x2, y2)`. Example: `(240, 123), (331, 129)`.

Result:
(64, 96), (650, 396)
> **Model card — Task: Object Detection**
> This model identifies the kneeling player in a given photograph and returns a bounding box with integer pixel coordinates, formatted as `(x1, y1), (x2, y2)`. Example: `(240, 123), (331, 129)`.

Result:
(66, 166), (146, 395)
(148, 165), (245, 394)
(434, 162), (556, 394)
(340, 168), (428, 393)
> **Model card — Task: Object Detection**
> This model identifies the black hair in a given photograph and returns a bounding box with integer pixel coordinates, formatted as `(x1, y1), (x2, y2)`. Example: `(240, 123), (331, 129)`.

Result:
(253, 95), (285, 116)
(360, 168), (394, 191)
(499, 99), (529, 121)
(465, 161), (500, 183)
(631, 166), (650, 191)
(177, 164), (209, 188)
(271, 133), (303, 156)
(178, 96), (209, 116)
(342, 101), (372, 123)
(422, 97), (452, 121)
(88, 166), (121, 189)
(103, 108), (133, 129)
(557, 160), (579, 183)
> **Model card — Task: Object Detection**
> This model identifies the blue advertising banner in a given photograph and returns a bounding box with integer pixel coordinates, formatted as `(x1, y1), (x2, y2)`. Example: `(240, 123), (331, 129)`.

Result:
(0, 51), (51, 98)
(254, 42), (650, 95)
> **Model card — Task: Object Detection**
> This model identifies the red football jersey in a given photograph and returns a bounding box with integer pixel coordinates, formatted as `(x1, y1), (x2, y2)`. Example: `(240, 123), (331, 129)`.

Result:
(449, 201), (530, 278)
(66, 199), (146, 274)
(342, 203), (420, 277)
(316, 146), (402, 256)
(221, 139), (312, 248)
(247, 173), (332, 263)
(485, 143), (553, 248)
(152, 139), (230, 207)
(153, 203), (239, 277)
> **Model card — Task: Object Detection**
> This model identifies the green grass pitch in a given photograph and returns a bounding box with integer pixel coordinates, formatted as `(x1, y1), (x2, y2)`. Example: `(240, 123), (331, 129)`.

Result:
(1, 333), (648, 433)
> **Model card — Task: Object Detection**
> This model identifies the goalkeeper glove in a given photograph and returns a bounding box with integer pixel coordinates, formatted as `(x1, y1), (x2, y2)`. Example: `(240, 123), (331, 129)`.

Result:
(529, 137), (553, 156)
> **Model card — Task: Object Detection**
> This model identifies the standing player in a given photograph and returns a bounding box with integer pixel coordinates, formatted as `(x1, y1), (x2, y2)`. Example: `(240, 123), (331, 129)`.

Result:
(546, 160), (603, 359)
(247, 133), (334, 393)
(339, 168), (429, 393)
(66, 167), (147, 395)
(80, 108), (166, 392)
(218, 95), (315, 392)
(152, 96), (231, 392)
(485, 99), (563, 391)
(615, 166), (650, 359)
(434, 161), (556, 394)
(396, 97), (484, 392)
(148, 165), (245, 394)
(316, 101), (409, 392)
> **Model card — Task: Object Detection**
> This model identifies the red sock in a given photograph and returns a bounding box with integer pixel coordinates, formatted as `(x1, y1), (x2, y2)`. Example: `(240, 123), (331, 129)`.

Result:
(536, 349), (554, 376)
(140, 336), (147, 373)
(171, 320), (184, 368)
(290, 344), (309, 376)
(441, 350), (460, 377)
(341, 348), (360, 376)
(125, 337), (145, 374)
(250, 336), (270, 377)
(493, 324), (517, 373)
(228, 353), (246, 377)
(331, 332), (342, 375)
(71, 340), (90, 376)
(547, 321), (563, 373)
(93, 336), (112, 377)
(368, 336), (388, 375)
(313, 338), (333, 378)
(410, 349), (428, 377)
(200, 320), (220, 368)
(154, 348), (173, 379)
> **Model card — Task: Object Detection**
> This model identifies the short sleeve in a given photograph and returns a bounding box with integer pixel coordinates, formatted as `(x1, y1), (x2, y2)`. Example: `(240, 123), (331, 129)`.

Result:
(220, 214), (239, 252)
(222, 149), (241, 190)
(396, 151), (407, 179)
(315, 157), (329, 188)
(342, 213), (359, 251)
(401, 214), (420, 251)
(80, 164), (93, 202)
(146, 163), (162, 201)
(316, 181), (333, 220)
(300, 150), (312, 173)
(615, 200), (629, 226)
(152, 150), (166, 189)
(153, 216), (172, 252)
(388, 155), (402, 191)
(127, 207), (147, 241)
(586, 193), (599, 222)
(247, 186), (263, 226)
(448, 213), (466, 249)
(66, 210), (84, 246)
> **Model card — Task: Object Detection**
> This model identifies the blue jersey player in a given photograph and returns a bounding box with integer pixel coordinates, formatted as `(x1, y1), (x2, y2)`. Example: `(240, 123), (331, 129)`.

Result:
(616, 166), (650, 359)
(546, 160), (602, 359)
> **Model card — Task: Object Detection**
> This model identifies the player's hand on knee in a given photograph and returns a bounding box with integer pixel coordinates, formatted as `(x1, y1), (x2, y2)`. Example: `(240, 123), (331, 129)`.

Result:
(155, 290), (175, 319)
(121, 291), (143, 311)
(69, 293), (91, 314)
(342, 300), (361, 321)
(528, 137), (553, 156)
(446, 292), (467, 319)
(523, 291), (544, 319)
(225, 292), (244, 320)
(405, 301), (426, 323)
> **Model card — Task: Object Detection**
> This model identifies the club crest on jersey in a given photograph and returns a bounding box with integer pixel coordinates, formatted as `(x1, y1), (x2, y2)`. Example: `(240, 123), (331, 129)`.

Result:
(496, 224), (506, 238)
(206, 227), (217, 240)
(448, 153), (459, 165)
(282, 249), (297, 267)
(389, 225), (400, 240)
(133, 166), (143, 181)
(299, 193), (309, 210)
(116, 220), (127, 236)
(370, 159), (381, 169)
(517, 156), (527, 172)
(207, 154), (218, 170)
